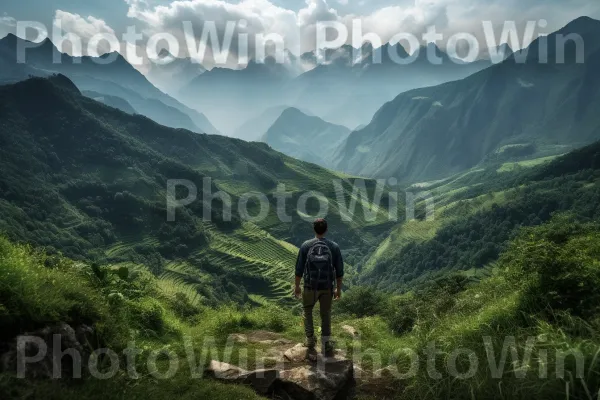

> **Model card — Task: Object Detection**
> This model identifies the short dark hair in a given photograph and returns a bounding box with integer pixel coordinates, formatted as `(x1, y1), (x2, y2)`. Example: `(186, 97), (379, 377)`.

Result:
(313, 218), (328, 235)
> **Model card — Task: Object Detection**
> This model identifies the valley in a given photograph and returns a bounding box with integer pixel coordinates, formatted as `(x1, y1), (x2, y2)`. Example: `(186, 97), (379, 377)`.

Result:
(1, 10), (600, 400)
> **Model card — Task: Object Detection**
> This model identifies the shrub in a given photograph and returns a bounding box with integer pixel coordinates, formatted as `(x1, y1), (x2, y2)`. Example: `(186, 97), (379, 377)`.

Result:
(336, 286), (386, 318)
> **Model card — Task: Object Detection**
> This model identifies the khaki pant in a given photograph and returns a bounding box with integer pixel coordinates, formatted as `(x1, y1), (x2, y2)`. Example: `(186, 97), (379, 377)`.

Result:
(303, 289), (333, 347)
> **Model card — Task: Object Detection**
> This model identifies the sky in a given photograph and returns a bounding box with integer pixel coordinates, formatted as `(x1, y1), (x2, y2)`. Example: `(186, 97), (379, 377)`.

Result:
(1, 0), (600, 67)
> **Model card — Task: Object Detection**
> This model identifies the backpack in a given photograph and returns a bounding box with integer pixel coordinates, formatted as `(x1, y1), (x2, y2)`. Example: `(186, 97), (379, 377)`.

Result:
(305, 241), (334, 291)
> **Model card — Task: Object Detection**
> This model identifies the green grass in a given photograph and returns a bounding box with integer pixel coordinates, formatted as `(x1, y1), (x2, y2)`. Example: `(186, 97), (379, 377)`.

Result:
(335, 218), (600, 399)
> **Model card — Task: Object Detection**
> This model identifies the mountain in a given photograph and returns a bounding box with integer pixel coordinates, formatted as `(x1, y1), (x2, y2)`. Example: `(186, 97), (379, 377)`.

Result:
(261, 107), (351, 167)
(177, 43), (488, 136)
(232, 105), (315, 142)
(479, 43), (514, 62)
(145, 49), (206, 97)
(0, 34), (219, 135)
(0, 75), (392, 302)
(179, 58), (294, 134)
(82, 90), (137, 114)
(288, 42), (488, 129)
(334, 16), (600, 183)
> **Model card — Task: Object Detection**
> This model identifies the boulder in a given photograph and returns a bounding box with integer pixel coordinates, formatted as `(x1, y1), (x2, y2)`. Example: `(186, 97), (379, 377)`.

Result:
(278, 359), (354, 400)
(204, 334), (355, 400)
(284, 343), (312, 363)
(204, 360), (279, 395)
(341, 325), (359, 337)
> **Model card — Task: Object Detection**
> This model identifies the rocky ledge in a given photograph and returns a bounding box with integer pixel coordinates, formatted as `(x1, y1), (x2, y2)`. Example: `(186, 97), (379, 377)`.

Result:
(205, 332), (355, 400)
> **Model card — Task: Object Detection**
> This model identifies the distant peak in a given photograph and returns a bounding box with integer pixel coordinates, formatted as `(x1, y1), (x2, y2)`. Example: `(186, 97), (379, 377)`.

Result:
(559, 15), (600, 34)
(1, 33), (17, 41)
(158, 48), (175, 58)
(281, 107), (307, 118)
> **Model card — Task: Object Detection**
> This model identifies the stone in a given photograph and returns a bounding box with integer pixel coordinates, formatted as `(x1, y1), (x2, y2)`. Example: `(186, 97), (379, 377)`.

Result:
(204, 333), (356, 400)
(277, 359), (354, 400)
(341, 325), (359, 337)
(205, 360), (247, 381)
(229, 334), (248, 343)
(204, 360), (279, 395)
(284, 343), (311, 363)
(0, 323), (94, 379)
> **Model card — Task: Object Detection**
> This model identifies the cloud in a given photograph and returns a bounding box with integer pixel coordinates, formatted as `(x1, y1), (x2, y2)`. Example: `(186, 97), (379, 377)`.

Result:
(123, 0), (600, 66)
(53, 10), (117, 56)
(0, 13), (17, 39)
(0, 13), (17, 27)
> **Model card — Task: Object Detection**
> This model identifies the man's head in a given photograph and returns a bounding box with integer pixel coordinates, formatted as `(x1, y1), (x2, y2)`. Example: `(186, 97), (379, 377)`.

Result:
(313, 218), (328, 236)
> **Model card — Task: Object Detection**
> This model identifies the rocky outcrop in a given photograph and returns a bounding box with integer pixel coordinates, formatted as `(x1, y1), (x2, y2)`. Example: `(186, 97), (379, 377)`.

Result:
(0, 323), (94, 379)
(206, 333), (355, 400)
(205, 360), (280, 395)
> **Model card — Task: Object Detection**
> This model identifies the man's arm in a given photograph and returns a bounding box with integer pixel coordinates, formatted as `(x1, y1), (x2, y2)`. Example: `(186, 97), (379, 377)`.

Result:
(334, 246), (344, 299)
(294, 246), (305, 298)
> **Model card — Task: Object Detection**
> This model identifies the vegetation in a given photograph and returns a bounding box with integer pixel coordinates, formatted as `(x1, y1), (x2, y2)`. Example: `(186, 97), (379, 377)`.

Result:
(2, 75), (600, 399)
(333, 217), (600, 399)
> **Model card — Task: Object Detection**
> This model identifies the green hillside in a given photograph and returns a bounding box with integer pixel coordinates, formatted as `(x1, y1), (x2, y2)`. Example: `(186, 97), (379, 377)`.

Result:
(361, 138), (600, 292)
(0, 75), (391, 305)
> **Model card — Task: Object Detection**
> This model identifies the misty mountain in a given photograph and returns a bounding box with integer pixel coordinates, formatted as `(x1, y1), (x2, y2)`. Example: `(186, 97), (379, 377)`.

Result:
(0, 34), (219, 135)
(179, 58), (294, 134)
(292, 42), (489, 129)
(334, 16), (600, 183)
(82, 90), (137, 114)
(145, 49), (206, 97)
(232, 105), (316, 142)
(177, 42), (488, 136)
(261, 107), (351, 167)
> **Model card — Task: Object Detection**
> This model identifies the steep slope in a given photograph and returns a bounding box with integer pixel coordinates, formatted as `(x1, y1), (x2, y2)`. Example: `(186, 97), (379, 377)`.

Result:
(261, 108), (351, 168)
(359, 138), (600, 292)
(334, 16), (600, 183)
(0, 34), (219, 135)
(0, 76), (391, 303)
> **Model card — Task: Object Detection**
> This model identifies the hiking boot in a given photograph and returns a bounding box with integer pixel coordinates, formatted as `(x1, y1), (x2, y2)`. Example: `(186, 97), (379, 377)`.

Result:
(304, 337), (318, 361)
(305, 346), (318, 362)
(323, 341), (335, 358)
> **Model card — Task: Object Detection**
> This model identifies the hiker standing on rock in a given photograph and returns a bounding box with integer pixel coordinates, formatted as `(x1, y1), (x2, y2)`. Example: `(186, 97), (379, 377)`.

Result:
(294, 218), (344, 358)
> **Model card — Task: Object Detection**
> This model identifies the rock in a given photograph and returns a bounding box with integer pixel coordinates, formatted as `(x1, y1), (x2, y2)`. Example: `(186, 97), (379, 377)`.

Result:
(205, 360), (247, 381)
(0, 323), (94, 379)
(243, 369), (280, 395)
(341, 325), (359, 337)
(205, 360), (279, 395)
(229, 334), (248, 343)
(229, 331), (292, 345)
(204, 333), (355, 400)
(284, 344), (311, 363)
(278, 359), (354, 400)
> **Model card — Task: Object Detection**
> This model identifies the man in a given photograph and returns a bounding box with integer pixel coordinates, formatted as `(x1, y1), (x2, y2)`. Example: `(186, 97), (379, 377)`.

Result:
(294, 218), (344, 358)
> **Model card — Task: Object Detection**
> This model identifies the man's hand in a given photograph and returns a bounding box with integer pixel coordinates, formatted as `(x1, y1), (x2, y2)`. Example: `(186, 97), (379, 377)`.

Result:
(334, 287), (342, 300)
(294, 285), (302, 299)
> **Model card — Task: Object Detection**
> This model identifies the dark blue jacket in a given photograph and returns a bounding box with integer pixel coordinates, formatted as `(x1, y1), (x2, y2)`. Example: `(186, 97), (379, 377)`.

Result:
(295, 238), (344, 290)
